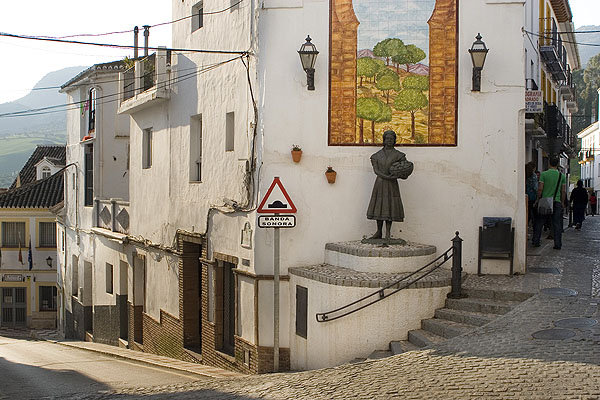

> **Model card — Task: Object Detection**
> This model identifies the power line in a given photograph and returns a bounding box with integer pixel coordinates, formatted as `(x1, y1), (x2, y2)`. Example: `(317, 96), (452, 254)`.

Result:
(0, 32), (248, 55)
(0, 57), (241, 118)
(525, 30), (600, 47)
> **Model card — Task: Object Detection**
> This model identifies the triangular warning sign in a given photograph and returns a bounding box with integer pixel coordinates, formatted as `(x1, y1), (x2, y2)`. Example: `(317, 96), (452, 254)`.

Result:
(257, 177), (297, 214)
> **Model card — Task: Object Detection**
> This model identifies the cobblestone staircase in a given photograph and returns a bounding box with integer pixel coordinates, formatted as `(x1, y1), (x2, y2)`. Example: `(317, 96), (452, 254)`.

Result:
(357, 287), (533, 361)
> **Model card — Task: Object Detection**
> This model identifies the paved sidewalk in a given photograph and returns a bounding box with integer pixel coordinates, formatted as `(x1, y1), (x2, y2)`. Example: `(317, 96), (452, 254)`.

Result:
(23, 217), (600, 399)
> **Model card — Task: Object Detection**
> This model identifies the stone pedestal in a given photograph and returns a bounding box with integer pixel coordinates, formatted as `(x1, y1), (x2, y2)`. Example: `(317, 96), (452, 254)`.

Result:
(325, 240), (437, 273)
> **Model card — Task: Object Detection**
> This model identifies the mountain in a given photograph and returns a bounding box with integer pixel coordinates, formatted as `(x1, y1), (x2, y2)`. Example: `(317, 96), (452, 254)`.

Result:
(0, 66), (88, 188)
(576, 25), (600, 68)
(0, 66), (88, 137)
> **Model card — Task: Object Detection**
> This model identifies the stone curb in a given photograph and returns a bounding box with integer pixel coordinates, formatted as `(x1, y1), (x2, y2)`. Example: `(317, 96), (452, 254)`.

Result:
(30, 332), (242, 379)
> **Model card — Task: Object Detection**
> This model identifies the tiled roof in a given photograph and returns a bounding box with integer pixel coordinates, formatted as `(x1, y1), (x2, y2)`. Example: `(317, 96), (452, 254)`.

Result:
(10, 145), (65, 189)
(0, 172), (64, 209)
(61, 60), (127, 90)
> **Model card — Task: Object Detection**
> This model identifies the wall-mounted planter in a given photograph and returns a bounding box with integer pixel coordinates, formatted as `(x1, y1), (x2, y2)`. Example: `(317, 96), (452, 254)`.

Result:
(291, 150), (303, 163)
(325, 167), (337, 184)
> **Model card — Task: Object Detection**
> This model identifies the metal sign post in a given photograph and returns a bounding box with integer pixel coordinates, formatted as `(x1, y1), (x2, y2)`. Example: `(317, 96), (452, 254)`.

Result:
(257, 177), (297, 373)
(273, 224), (280, 372)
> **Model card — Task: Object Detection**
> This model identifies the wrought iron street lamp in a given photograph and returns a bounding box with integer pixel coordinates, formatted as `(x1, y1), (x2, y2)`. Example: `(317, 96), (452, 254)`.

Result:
(298, 36), (319, 91)
(46, 256), (53, 268)
(468, 33), (489, 91)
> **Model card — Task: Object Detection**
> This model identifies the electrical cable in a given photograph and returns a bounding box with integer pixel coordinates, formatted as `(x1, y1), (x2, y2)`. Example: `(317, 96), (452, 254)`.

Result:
(525, 30), (600, 47)
(0, 32), (248, 55)
(0, 57), (240, 118)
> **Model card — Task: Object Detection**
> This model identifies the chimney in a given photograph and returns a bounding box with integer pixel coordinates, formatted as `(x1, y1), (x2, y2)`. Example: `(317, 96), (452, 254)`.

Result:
(133, 26), (139, 59)
(143, 25), (150, 57)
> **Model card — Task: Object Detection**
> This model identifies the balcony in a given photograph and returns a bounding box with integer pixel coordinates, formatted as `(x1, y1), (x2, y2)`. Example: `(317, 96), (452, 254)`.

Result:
(539, 19), (567, 82)
(118, 48), (171, 114)
(559, 67), (576, 100)
(545, 104), (574, 152)
(94, 198), (130, 235)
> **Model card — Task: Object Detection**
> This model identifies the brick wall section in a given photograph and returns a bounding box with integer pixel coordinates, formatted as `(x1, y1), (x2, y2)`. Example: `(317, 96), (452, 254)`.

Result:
(329, 0), (359, 144)
(427, 0), (457, 144)
(142, 310), (185, 359)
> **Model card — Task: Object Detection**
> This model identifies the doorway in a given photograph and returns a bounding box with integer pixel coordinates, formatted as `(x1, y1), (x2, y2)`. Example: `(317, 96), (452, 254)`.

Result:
(1, 288), (27, 327)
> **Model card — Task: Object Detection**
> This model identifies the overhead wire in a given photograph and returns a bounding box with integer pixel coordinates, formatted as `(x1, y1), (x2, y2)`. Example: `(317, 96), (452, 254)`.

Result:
(0, 56), (240, 118)
(525, 30), (600, 47)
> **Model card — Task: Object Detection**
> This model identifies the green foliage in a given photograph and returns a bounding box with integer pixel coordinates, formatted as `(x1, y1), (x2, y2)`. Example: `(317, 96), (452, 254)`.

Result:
(394, 89), (428, 112)
(414, 134), (427, 144)
(357, 57), (379, 83)
(376, 67), (396, 81)
(376, 73), (400, 92)
(402, 75), (429, 91)
(373, 38), (405, 65)
(376, 103), (392, 123)
(357, 97), (386, 121)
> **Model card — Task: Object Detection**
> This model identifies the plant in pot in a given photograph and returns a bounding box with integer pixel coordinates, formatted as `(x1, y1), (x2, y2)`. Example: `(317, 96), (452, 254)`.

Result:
(325, 166), (337, 184)
(291, 145), (302, 163)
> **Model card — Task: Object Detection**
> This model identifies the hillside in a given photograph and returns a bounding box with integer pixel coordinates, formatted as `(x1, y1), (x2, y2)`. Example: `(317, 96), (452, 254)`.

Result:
(576, 25), (600, 68)
(0, 66), (87, 188)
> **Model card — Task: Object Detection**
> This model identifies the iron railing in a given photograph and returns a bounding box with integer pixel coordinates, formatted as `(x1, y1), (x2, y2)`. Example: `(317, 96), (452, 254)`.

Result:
(316, 232), (464, 323)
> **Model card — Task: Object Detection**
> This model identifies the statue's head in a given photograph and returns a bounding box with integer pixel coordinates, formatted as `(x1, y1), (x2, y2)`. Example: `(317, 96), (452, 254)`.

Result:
(382, 130), (396, 146)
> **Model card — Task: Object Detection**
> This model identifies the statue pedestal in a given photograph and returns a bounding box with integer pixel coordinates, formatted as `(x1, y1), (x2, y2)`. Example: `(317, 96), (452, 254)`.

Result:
(325, 240), (437, 273)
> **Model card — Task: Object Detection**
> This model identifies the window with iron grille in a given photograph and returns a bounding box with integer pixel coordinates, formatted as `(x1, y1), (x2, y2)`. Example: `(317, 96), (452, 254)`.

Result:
(190, 115), (202, 182)
(1, 222), (25, 248)
(192, 1), (203, 32)
(39, 222), (56, 248)
(39, 286), (57, 311)
(88, 88), (97, 133)
(84, 144), (94, 206)
(106, 263), (113, 294)
(142, 128), (153, 169)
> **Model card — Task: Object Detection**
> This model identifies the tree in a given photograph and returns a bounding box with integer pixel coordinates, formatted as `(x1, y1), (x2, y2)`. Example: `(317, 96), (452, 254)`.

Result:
(373, 38), (405, 67)
(375, 73), (400, 104)
(394, 75), (429, 139)
(357, 57), (379, 86)
(392, 44), (426, 73)
(356, 97), (390, 143)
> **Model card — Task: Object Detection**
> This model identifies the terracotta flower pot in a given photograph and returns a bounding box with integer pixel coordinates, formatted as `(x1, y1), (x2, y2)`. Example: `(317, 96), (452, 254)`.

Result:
(291, 150), (302, 163)
(325, 168), (336, 184)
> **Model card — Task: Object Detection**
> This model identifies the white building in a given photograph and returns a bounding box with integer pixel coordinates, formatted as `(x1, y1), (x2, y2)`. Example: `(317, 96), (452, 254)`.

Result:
(577, 89), (600, 195)
(0, 145), (64, 329)
(60, 0), (580, 373)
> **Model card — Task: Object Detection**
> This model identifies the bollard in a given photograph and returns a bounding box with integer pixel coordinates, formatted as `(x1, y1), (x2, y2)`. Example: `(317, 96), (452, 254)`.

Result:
(448, 231), (465, 299)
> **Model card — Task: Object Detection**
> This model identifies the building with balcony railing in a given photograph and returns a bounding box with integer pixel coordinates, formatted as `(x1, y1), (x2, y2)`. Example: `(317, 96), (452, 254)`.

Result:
(578, 89), (600, 197)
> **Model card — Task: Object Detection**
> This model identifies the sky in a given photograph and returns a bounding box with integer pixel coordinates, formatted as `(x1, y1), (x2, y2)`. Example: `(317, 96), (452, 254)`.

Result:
(0, 0), (597, 104)
(0, 0), (172, 104)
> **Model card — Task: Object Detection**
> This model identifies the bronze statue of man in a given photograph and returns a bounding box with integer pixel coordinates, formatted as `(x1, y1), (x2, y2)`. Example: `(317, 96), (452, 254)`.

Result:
(367, 130), (413, 240)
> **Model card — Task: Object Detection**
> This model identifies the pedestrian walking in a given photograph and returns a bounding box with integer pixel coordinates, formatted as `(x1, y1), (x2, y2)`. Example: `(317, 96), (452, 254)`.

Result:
(590, 192), (597, 216)
(525, 162), (538, 226)
(533, 156), (566, 249)
(570, 180), (588, 230)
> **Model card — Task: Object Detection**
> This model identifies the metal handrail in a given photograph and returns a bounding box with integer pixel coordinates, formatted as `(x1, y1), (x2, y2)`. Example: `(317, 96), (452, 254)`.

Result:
(316, 232), (463, 323)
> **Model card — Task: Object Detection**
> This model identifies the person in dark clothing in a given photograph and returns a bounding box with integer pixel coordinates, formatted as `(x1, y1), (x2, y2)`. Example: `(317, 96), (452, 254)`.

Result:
(570, 180), (588, 230)
(590, 192), (597, 216)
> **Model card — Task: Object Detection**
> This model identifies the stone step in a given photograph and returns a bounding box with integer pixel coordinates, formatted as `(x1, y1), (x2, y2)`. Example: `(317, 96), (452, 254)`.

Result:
(408, 329), (445, 348)
(421, 318), (474, 339)
(462, 288), (533, 302)
(434, 308), (497, 327)
(367, 350), (393, 360)
(389, 340), (420, 355)
(445, 297), (518, 315)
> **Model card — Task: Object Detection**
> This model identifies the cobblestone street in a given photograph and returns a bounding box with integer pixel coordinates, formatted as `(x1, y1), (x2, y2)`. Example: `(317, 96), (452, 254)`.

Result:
(53, 217), (600, 399)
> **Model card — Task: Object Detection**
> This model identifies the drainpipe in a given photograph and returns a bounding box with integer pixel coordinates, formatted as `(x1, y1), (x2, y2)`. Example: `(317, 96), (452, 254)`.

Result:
(143, 25), (150, 57)
(133, 26), (139, 59)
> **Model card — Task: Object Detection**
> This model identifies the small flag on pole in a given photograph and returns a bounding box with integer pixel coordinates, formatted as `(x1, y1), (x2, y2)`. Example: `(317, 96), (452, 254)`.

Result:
(28, 240), (33, 271)
(18, 241), (23, 264)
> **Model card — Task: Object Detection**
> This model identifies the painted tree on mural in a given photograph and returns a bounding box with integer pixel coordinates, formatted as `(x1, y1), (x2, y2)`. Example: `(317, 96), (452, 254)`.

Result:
(392, 44), (426, 73)
(373, 38), (405, 67)
(375, 72), (400, 104)
(356, 97), (391, 143)
(357, 57), (379, 86)
(394, 75), (429, 139)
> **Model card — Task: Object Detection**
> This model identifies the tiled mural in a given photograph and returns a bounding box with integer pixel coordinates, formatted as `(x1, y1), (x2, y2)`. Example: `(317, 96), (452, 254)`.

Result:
(329, 0), (457, 146)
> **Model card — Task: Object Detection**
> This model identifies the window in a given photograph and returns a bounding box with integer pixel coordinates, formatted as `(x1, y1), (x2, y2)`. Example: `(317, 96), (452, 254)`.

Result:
(72, 255), (79, 297)
(106, 263), (113, 294)
(41, 166), (51, 179)
(192, 1), (203, 32)
(61, 230), (65, 252)
(296, 285), (308, 339)
(225, 112), (235, 152)
(84, 144), (94, 206)
(1, 222), (25, 248)
(88, 88), (97, 133)
(39, 222), (57, 248)
(190, 115), (203, 181)
(142, 128), (153, 169)
(39, 286), (57, 311)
